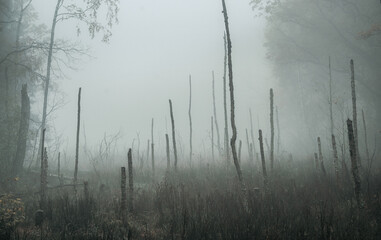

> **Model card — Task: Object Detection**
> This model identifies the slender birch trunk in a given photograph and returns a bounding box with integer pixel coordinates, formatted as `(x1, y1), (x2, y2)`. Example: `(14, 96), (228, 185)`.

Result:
(249, 109), (257, 160)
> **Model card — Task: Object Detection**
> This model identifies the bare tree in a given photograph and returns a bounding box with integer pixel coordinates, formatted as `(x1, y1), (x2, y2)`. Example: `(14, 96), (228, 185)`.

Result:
(151, 118), (154, 178)
(165, 134), (170, 169)
(211, 116), (215, 162)
(317, 137), (326, 175)
(249, 109), (257, 161)
(361, 110), (370, 165)
(121, 167), (126, 211)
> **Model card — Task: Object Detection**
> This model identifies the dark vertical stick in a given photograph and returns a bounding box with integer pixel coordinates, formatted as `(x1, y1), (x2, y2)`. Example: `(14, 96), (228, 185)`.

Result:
(276, 106), (280, 155)
(40, 128), (46, 209)
(270, 88), (274, 170)
(314, 152), (319, 169)
(128, 148), (133, 212)
(151, 118), (154, 178)
(329, 56), (334, 136)
(249, 109), (257, 160)
(317, 137), (326, 175)
(221, 0), (243, 182)
(350, 59), (360, 165)
(245, 129), (252, 163)
(169, 99), (178, 170)
(121, 167), (126, 211)
(238, 140), (242, 164)
(361, 109), (370, 164)
(347, 119), (362, 208)
(74, 88), (81, 188)
(189, 75), (193, 163)
(258, 130), (268, 186)
(212, 71), (221, 152)
(166, 134), (170, 169)
(223, 33), (230, 162)
(332, 134), (339, 184)
(146, 139), (150, 171)
(211, 116), (214, 162)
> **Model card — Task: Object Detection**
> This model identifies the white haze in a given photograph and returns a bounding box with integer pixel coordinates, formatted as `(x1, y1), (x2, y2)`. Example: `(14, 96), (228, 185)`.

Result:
(31, 0), (303, 169)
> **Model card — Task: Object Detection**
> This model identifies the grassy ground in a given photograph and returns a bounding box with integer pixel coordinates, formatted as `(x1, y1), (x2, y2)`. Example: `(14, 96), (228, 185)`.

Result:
(1, 158), (381, 239)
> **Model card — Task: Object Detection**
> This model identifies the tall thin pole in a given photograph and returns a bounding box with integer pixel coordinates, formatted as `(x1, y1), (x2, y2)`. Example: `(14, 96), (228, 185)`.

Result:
(350, 59), (360, 166)
(74, 88), (81, 188)
(270, 88), (274, 170)
(169, 99), (178, 170)
(189, 75), (193, 163)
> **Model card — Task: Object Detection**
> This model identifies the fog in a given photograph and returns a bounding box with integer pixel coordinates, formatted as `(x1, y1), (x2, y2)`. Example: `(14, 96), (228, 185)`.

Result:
(32, 0), (278, 168)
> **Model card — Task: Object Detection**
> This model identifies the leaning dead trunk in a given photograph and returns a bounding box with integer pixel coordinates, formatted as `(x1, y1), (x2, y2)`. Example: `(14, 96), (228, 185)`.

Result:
(128, 148), (133, 213)
(221, 0), (243, 183)
(12, 84), (30, 176)
(169, 99), (178, 170)
(270, 88), (274, 170)
(317, 137), (326, 176)
(259, 130), (268, 187)
(74, 88), (81, 191)
(347, 119), (362, 208)
(350, 59), (360, 166)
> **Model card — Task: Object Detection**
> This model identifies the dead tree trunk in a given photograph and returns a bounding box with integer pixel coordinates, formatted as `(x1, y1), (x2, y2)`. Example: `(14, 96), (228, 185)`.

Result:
(249, 109), (257, 161)
(121, 167), (126, 211)
(332, 134), (339, 184)
(74, 88), (81, 189)
(276, 106), (280, 155)
(212, 71), (221, 153)
(361, 109), (370, 165)
(12, 84), (30, 176)
(221, 0), (243, 183)
(238, 140), (242, 164)
(223, 33), (230, 162)
(151, 118), (155, 178)
(329, 56), (334, 137)
(350, 59), (360, 166)
(146, 139), (150, 171)
(314, 152), (319, 169)
(245, 129), (253, 163)
(211, 116), (215, 162)
(270, 88), (274, 170)
(169, 99), (178, 170)
(189, 75), (193, 163)
(165, 134), (170, 169)
(317, 137), (326, 175)
(40, 128), (46, 209)
(258, 130), (268, 187)
(347, 119), (362, 208)
(128, 148), (133, 213)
